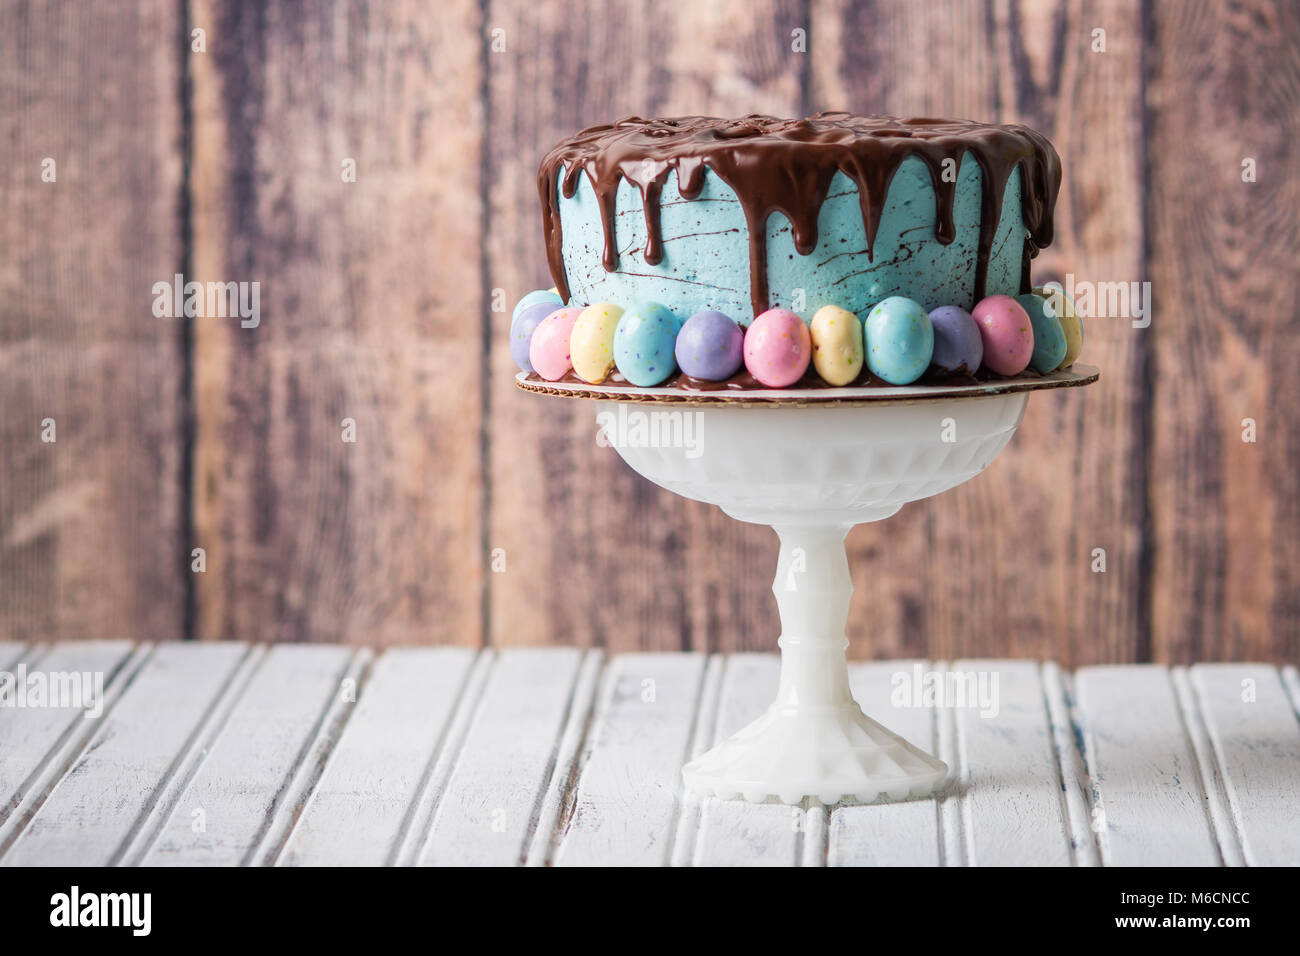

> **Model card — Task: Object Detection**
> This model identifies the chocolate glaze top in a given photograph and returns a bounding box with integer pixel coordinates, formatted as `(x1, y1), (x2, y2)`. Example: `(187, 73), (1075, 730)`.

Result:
(538, 112), (1061, 314)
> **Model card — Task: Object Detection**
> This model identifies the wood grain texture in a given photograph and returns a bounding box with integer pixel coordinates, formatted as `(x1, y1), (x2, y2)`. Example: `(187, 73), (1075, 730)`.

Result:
(0, 1), (186, 642)
(1146, 0), (1300, 662)
(188, 0), (485, 644)
(420, 647), (587, 865)
(809, 0), (1147, 664)
(550, 652), (705, 866)
(277, 647), (477, 866)
(141, 644), (358, 866)
(484, 0), (808, 653)
(1, 642), (249, 866)
(1074, 665), (1222, 866)
(1188, 664), (1300, 867)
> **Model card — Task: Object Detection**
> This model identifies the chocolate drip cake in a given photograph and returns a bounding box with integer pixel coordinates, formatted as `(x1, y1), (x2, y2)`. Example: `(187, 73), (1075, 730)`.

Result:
(511, 112), (1082, 391)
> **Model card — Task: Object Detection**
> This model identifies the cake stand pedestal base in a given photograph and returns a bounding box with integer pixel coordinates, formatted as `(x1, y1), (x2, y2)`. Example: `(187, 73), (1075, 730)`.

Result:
(682, 525), (946, 805)
(517, 365), (1099, 806)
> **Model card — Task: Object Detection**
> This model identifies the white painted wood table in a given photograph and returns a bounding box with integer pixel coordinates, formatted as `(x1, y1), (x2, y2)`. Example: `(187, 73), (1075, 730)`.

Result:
(0, 643), (1296, 866)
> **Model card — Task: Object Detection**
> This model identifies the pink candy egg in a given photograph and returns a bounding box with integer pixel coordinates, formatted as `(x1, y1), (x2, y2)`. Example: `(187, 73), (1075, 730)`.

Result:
(971, 295), (1034, 376)
(743, 308), (811, 387)
(528, 306), (582, 381)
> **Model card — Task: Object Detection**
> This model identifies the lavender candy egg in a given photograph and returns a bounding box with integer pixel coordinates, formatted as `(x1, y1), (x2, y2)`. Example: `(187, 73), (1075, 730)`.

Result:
(509, 300), (559, 373)
(928, 306), (984, 374)
(675, 310), (744, 381)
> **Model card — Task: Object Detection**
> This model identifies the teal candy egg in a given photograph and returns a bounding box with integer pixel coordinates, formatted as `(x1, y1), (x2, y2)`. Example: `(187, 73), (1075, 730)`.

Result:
(1015, 293), (1067, 373)
(864, 296), (934, 385)
(614, 302), (683, 386)
(512, 289), (563, 327)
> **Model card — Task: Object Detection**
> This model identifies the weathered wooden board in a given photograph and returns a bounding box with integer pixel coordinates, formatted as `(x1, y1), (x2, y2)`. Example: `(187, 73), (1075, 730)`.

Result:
(1189, 664), (1300, 867)
(1146, 0), (1300, 663)
(946, 660), (1079, 866)
(550, 653), (705, 866)
(1, 647), (1296, 865)
(277, 647), (476, 866)
(420, 648), (588, 866)
(484, 0), (806, 654)
(810, 0), (1146, 664)
(140, 644), (360, 866)
(0, 1), (186, 643)
(1, 643), (248, 866)
(0, 641), (138, 846)
(187, 0), (485, 644)
(1075, 665), (1222, 866)
(523, 649), (605, 865)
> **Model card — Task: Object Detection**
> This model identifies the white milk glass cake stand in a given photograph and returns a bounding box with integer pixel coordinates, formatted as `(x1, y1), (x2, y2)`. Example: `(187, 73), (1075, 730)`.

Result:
(518, 365), (1098, 805)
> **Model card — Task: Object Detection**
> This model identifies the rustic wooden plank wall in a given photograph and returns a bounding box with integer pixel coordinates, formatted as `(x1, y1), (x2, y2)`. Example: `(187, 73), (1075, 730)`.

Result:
(1, 0), (1296, 663)
(0, 2), (187, 641)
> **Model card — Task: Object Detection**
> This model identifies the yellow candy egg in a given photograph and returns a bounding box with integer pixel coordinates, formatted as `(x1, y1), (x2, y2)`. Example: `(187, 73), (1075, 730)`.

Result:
(570, 302), (625, 383)
(1033, 286), (1083, 368)
(810, 305), (864, 385)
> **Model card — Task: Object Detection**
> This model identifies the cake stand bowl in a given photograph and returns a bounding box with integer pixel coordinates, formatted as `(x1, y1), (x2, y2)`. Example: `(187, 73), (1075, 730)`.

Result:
(517, 367), (1098, 805)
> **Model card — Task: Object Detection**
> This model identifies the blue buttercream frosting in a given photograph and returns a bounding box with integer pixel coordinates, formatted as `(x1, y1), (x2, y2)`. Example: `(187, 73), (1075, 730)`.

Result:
(555, 153), (1025, 324)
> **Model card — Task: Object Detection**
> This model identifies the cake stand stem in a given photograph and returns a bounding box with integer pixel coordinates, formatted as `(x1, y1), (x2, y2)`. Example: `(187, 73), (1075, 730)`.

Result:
(681, 522), (949, 805)
(771, 524), (858, 711)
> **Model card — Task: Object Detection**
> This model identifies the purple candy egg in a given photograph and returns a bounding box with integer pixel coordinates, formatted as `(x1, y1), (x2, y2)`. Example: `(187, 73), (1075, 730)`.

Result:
(510, 301), (557, 373)
(675, 310), (744, 381)
(928, 305), (984, 374)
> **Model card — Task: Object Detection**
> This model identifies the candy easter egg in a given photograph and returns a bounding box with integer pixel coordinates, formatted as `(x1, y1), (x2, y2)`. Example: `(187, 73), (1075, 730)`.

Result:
(743, 308), (811, 387)
(1033, 286), (1083, 368)
(971, 295), (1034, 376)
(864, 296), (934, 385)
(570, 302), (624, 383)
(614, 302), (682, 386)
(528, 306), (582, 381)
(512, 288), (563, 326)
(675, 310), (744, 381)
(928, 305), (984, 374)
(510, 301), (558, 373)
(810, 305), (864, 385)
(1015, 293), (1068, 374)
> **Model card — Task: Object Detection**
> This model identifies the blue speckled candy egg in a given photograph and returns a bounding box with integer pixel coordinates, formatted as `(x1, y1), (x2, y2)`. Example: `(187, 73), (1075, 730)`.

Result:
(928, 305), (984, 374)
(614, 302), (683, 386)
(509, 301), (559, 373)
(675, 310), (744, 381)
(1015, 293), (1068, 373)
(512, 289), (563, 327)
(864, 296), (934, 385)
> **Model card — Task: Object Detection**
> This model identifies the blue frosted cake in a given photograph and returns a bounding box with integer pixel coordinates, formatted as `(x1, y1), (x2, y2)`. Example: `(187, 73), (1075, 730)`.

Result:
(512, 113), (1081, 390)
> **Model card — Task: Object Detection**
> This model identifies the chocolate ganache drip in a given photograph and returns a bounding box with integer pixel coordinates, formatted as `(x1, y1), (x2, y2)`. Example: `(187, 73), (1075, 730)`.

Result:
(537, 113), (1061, 315)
